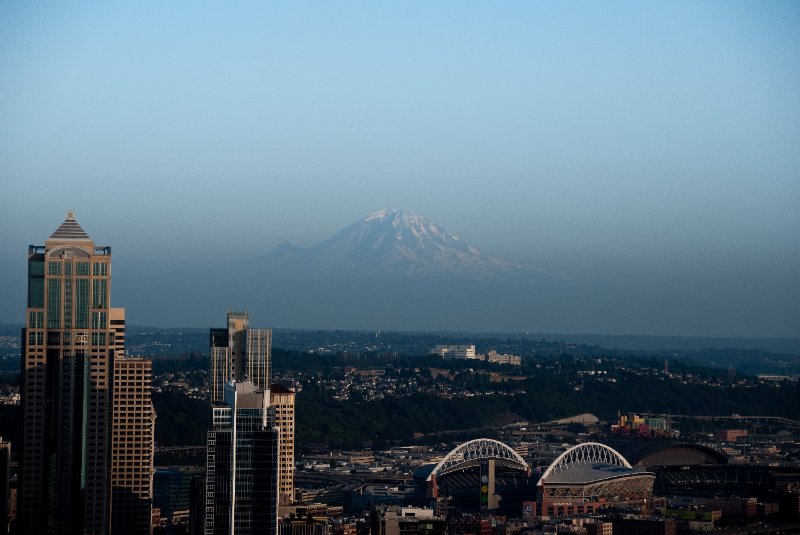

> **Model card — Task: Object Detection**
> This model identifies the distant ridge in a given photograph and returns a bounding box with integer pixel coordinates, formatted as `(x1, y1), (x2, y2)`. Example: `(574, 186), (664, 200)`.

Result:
(1, 323), (796, 375)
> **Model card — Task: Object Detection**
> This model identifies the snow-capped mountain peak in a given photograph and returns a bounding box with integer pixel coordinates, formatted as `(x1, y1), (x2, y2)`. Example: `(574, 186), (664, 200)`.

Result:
(263, 209), (536, 278)
(364, 208), (451, 237)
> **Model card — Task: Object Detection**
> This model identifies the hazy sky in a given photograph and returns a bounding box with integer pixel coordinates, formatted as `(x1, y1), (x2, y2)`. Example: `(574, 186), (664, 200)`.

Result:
(1, 2), (798, 337)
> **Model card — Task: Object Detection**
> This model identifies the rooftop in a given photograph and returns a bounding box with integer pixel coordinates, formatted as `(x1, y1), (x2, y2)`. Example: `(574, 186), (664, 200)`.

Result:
(543, 463), (654, 485)
(48, 211), (91, 241)
(271, 383), (295, 394)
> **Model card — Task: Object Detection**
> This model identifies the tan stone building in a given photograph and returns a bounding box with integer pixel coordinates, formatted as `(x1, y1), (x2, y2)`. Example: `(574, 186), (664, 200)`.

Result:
(210, 312), (272, 403)
(271, 384), (296, 505)
(110, 307), (156, 535)
(20, 212), (116, 534)
(19, 212), (155, 535)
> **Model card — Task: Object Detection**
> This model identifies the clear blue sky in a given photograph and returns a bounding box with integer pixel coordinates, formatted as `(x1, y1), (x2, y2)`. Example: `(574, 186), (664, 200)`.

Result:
(1, 1), (798, 336)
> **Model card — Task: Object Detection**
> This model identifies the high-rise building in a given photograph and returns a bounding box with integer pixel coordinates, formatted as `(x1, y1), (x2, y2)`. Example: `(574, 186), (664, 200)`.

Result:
(1, 438), (10, 535)
(19, 212), (154, 535)
(110, 307), (126, 358)
(206, 382), (278, 535)
(270, 385), (296, 505)
(20, 212), (115, 534)
(111, 342), (156, 534)
(209, 312), (271, 403)
(153, 466), (204, 531)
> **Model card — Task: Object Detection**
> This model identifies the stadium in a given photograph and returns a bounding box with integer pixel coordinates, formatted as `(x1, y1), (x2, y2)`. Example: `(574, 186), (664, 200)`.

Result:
(532, 442), (656, 516)
(414, 440), (655, 517)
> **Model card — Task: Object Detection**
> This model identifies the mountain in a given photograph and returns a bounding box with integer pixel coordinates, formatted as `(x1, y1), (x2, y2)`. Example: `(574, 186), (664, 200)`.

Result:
(128, 209), (566, 331)
(259, 209), (540, 279)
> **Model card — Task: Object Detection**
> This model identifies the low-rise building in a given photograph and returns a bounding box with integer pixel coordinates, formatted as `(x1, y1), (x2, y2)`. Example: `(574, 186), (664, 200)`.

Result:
(371, 506), (445, 535)
(430, 345), (477, 359)
(483, 351), (521, 366)
(713, 429), (748, 442)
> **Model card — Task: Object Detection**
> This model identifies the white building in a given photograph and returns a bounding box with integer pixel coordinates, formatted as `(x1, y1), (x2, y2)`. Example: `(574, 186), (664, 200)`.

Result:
(430, 345), (477, 359)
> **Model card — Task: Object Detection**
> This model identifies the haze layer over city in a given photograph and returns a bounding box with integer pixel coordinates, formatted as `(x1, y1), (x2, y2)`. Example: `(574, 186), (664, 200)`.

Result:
(1, 2), (798, 338)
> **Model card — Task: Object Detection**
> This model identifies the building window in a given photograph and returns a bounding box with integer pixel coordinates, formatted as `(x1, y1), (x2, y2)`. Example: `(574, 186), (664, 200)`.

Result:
(28, 261), (45, 308)
(92, 262), (108, 276)
(92, 311), (107, 330)
(92, 279), (108, 308)
(29, 311), (44, 329)
(47, 279), (61, 328)
(76, 279), (89, 328)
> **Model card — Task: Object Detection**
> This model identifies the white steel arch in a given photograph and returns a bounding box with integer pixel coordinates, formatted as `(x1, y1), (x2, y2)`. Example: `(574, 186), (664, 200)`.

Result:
(426, 438), (530, 481)
(538, 442), (632, 485)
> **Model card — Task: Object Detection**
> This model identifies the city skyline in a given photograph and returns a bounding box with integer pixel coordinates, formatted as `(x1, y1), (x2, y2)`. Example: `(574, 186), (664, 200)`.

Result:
(3, 209), (798, 533)
(1, 2), (798, 337)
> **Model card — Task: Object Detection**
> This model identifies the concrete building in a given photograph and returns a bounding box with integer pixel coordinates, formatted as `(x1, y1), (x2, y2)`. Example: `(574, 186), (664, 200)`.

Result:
(645, 416), (669, 431)
(111, 349), (156, 535)
(270, 384), (296, 505)
(483, 350), (521, 366)
(279, 518), (333, 535)
(19, 212), (117, 534)
(584, 521), (612, 535)
(209, 312), (272, 403)
(110, 307), (126, 358)
(713, 429), (748, 442)
(371, 506), (444, 535)
(618, 413), (646, 430)
(206, 382), (279, 535)
(429, 345), (476, 360)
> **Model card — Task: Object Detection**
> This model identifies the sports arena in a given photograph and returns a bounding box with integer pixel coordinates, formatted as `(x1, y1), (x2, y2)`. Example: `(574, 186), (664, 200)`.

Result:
(533, 442), (656, 516)
(415, 440), (655, 517)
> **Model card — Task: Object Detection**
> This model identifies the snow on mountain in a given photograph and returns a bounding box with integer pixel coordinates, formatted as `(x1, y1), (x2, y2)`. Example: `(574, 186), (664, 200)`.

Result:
(262, 209), (538, 278)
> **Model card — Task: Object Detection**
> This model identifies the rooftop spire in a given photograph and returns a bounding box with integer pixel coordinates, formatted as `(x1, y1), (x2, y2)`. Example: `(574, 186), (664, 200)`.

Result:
(49, 211), (91, 241)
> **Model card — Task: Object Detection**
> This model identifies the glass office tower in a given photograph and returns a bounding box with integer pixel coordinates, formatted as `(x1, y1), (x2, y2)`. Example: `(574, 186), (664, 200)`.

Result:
(206, 382), (278, 535)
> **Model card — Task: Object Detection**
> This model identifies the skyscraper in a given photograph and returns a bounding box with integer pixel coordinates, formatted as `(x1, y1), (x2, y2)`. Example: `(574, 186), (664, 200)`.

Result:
(209, 312), (271, 403)
(206, 382), (278, 535)
(269, 385), (296, 505)
(206, 314), (278, 533)
(110, 308), (155, 535)
(20, 212), (115, 534)
(19, 212), (154, 535)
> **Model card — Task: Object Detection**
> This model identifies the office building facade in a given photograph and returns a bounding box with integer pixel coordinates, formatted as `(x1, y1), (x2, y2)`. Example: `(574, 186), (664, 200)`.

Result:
(270, 384), (296, 505)
(111, 352), (156, 535)
(19, 212), (154, 535)
(429, 345), (477, 359)
(206, 382), (278, 535)
(20, 212), (115, 534)
(209, 312), (271, 403)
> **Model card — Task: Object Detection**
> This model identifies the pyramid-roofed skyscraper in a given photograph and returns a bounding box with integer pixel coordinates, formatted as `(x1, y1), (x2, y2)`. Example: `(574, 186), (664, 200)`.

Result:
(19, 211), (154, 535)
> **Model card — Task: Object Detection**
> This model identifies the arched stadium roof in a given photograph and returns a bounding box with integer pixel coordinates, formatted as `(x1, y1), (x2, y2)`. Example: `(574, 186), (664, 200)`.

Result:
(427, 438), (529, 481)
(538, 442), (655, 487)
